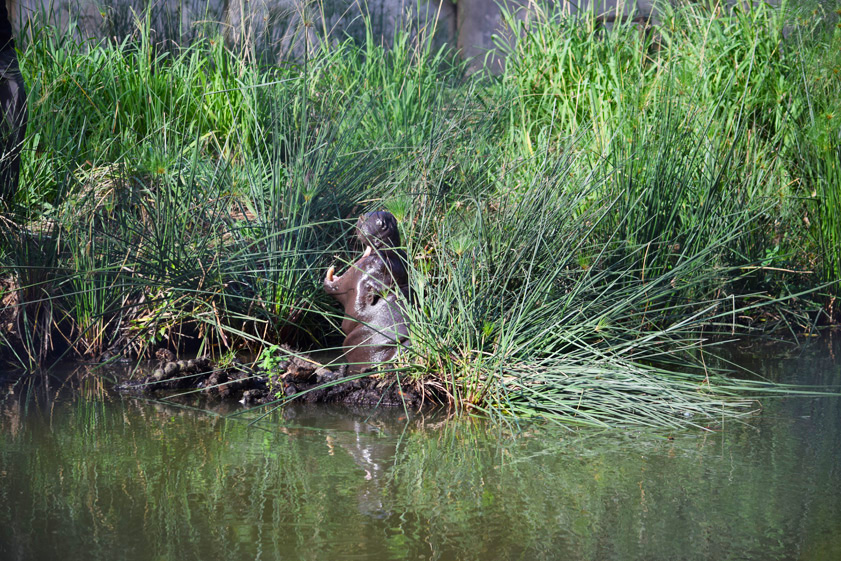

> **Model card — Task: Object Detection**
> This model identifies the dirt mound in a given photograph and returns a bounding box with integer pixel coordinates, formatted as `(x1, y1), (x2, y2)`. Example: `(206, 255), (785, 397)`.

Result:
(117, 353), (431, 409)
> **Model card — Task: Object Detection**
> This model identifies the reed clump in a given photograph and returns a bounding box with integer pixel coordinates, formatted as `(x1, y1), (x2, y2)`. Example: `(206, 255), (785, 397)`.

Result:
(0, 0), (838, 426)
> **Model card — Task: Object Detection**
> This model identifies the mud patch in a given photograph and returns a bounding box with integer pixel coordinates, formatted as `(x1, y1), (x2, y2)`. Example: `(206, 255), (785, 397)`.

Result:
(117, 353), (433, 409)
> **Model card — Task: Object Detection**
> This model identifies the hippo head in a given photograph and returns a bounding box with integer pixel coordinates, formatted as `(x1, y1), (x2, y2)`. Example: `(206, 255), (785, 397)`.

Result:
(356, 211), (401, 251)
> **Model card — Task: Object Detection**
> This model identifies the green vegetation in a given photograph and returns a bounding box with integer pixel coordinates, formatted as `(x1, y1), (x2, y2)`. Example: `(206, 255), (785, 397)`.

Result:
(1, 1), (839, 426)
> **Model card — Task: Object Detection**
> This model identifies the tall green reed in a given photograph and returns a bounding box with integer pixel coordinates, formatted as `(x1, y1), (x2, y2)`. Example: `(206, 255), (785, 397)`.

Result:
(1, 1), (835, 425)
(789, 6), (841, 287)
(4, 4), (469, 362)
(381, 108), (780, 426)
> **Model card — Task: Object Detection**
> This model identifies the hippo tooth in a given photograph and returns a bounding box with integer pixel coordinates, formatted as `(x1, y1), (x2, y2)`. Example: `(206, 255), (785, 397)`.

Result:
(326, 266), (335, 282)
(363, 245), (373, 258)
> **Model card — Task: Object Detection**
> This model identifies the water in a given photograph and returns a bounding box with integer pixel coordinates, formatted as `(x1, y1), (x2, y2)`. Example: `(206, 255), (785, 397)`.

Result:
(1, 339), (840, 561)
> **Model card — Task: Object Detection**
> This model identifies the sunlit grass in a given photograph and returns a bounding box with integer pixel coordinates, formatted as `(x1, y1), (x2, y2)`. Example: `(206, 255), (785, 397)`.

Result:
(0, 1), (838, 426)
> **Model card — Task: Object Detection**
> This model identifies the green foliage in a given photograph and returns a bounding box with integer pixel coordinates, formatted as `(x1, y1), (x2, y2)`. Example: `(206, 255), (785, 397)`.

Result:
(1, 1), (839, 425)
(257, 344), (284, 371)
(788, 7), (841, 283)
(498, 2), (654, 148)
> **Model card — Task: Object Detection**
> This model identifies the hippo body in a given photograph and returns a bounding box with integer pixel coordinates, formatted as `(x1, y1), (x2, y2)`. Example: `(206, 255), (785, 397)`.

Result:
(324, 212), (410, 372)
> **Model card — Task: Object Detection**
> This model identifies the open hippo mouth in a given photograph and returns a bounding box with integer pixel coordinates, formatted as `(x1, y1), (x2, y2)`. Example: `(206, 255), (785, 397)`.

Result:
(325, 245), (373, 283)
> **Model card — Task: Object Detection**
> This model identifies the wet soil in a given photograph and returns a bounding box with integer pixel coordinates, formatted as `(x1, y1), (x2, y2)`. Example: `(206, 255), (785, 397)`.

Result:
(116, 351), (434, 409)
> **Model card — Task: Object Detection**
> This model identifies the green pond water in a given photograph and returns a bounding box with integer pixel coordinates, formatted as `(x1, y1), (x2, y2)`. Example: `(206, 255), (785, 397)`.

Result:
(1, 339), (840, 561)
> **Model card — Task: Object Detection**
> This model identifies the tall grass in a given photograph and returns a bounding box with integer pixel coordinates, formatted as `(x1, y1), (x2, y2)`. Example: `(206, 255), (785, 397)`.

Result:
(498, 0), (836, 297)
(393, 112), (772, 426)
(789, 3), (841, 285)
(0, 0), (837, 425)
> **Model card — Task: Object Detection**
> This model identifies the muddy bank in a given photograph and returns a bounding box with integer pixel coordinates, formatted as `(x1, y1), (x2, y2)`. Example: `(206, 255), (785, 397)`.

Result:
(116, 351), (437, 409)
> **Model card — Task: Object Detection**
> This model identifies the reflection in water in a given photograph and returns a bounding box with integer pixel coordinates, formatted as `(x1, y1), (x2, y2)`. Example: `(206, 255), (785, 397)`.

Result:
(275, 405), (449, 521)
(0, 338), (840, 560)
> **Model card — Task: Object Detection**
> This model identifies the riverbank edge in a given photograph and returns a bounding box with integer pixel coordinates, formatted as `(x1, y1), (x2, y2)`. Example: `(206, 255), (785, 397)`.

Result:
(114, 351), (439, 410)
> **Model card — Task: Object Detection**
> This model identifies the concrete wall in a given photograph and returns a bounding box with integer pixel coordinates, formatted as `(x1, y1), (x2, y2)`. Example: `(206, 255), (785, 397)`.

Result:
(5, 0), (662, 67)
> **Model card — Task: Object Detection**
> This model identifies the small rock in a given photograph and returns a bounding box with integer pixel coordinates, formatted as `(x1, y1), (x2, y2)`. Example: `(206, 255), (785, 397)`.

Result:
(286, 362), (317, 382)
(315, 367), (341, 384)
(155, 348), (176, 362)
(195, 356), (212, 369)
(163, 362), (179, 378)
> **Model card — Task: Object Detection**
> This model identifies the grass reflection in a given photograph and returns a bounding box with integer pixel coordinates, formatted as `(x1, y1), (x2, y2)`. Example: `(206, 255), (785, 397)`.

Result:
(1, 347), (840, 560)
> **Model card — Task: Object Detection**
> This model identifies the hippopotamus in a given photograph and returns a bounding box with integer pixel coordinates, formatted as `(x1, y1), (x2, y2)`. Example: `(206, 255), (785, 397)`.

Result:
(0, 4), (26, 206)
(324, 211), (410, 372)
